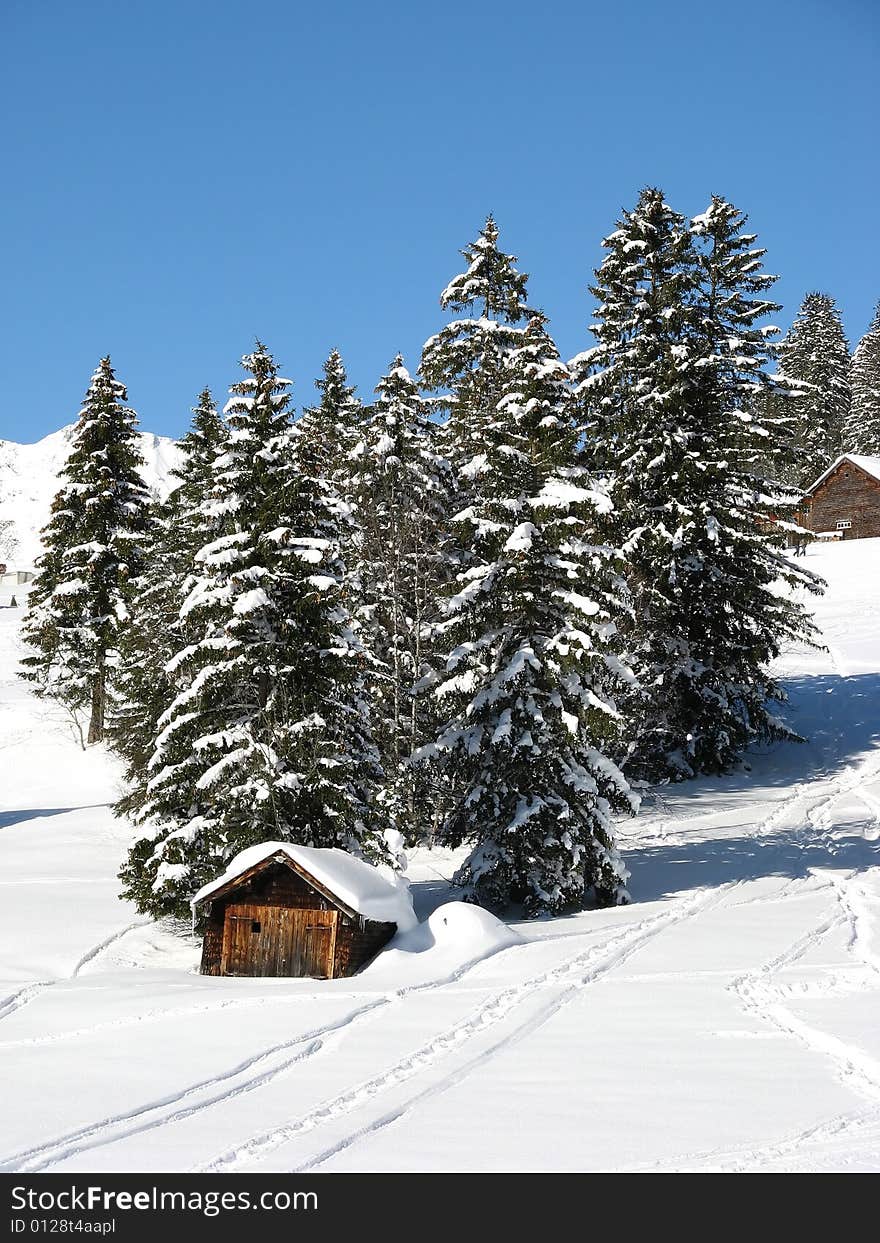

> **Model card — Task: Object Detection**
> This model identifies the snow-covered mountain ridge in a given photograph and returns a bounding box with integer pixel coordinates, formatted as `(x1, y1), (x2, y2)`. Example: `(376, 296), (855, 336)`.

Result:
(0, 424), (181, 569)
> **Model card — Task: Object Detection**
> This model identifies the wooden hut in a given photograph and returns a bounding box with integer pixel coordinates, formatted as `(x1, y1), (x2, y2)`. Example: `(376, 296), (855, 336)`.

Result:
(0, 565), (35, 586)
(798, 454), (880, 541)
(191, 843), (413, 979)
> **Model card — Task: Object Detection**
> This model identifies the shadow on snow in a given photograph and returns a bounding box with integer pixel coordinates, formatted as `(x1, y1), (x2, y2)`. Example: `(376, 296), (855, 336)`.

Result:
(0, 805), (108, 830)
(408, 672), (880, 922)
(627, 827), (880, 905)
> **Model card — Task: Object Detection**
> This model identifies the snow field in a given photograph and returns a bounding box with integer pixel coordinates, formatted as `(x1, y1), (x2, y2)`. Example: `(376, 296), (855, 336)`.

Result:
(0, 539), (879, 1171)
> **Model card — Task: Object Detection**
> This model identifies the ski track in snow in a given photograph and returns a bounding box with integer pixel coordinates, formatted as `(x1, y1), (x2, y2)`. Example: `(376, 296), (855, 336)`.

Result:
(3, 538), (880, 1173)
(1, 1000), (386, 1173)
(0, 981), (52, 1023)
(730, 900), (880, 1105)
(627, 869), (880, 1172)
(0, 934), (534, 1172)
(719, 758), (880, 1132)
(10, 696), (879, 1173)
(659, 883), (880, 1172)
(633, 1100), (880, 1173)
(0, 916), (165, 1085)
(829, 872), (880, 978)
(199, 883), (737, 1173)
(0, 920), (152, 1032)
(281, 752), (880, 1173)
(70, 921), (153, 977)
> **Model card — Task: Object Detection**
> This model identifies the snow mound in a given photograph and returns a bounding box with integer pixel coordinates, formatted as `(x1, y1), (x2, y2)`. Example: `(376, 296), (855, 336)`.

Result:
(191, 842), (416, 932)
(377, 900), (522, 962)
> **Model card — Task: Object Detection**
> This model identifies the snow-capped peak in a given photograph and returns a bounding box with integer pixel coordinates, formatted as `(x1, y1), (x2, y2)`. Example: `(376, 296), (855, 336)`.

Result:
(0, 423), (181, 569)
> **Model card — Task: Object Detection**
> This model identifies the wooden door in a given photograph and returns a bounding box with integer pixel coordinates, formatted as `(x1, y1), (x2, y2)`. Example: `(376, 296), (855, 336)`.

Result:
(298, 910), (337, 979)
(221, 903), (337, 977)
(221, 903), (266, 976)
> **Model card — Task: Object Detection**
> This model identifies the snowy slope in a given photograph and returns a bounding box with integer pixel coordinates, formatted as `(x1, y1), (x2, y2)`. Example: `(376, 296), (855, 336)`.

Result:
(0, 539), (879, 1172)
(0, 425), (181, 569)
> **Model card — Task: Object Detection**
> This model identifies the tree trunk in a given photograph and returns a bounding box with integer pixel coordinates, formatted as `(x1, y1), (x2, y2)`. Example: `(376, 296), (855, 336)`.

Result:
(87, 671), (105, 745)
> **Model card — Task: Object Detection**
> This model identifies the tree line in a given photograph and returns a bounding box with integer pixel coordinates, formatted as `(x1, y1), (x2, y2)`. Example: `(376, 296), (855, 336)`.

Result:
(18, 187), (880, 921)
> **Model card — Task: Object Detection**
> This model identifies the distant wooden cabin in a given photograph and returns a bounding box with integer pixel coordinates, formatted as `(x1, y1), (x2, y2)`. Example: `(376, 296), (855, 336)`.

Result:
(0, 566), (34, 586)
(798, 454), (880, 542)
(192, 843), (410, 979)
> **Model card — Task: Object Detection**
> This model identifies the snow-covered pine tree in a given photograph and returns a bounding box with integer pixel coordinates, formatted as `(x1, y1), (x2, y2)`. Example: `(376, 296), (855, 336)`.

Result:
(0, 517), (15, 561)
(574, 189), (822, 781)
(572, 189), (703, 779)
(420, 214), (536, 485)
(353, 356), (454, 841)
(682, 195), (824, 768)
(119, 344), (389, 919)
(112, 389), (227, 801)
(572, 190), (699, 478)
(845, 303), (880, 455)
(418, 316), (636, 914)
(20, 357), (151, 744)
(297, 348), (366, 492)
(416, 217), (542, 836)
(171, 387), (229, 520)
(776, 291), (851, 484)
(295, 349), (368, 639)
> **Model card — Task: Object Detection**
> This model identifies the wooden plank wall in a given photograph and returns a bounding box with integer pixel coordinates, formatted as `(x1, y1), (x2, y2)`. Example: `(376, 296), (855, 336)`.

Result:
(198, 860), (397, 977)
(335, 918), (398, 978)
(804, 464), (880, 539)
(221, 904), (337, 977)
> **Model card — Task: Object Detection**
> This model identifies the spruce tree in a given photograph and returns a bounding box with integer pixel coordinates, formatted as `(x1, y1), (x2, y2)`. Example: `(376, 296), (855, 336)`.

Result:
(572, 188), (703, 762)
(354, 356), (454, 841)
(845, 303), (880, 455)
(111, 388), (227, 798)
(419, 316), (636, 913)
(416, 216), (542, 832)
(0, 518), (15, 561)
(684, 196), (823, 767)
(572, 189), (698, 478)
(295, 349), (368, 640)
(420, 215), (536, 482)
(20, 357), (151, 744)
(297, 348), (366, 492)
(119, 344), (388, 919)
(574, 189), (821, 781)
(776, 291), (851, 483)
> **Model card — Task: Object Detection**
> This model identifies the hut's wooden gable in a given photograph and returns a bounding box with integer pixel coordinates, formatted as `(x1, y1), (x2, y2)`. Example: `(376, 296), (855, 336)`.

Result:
(801, 458), (880, 541)
(196, 854), (397, 979)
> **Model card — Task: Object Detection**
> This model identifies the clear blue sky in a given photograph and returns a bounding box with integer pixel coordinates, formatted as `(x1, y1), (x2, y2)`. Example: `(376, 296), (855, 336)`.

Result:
(1, 0), (877, 443)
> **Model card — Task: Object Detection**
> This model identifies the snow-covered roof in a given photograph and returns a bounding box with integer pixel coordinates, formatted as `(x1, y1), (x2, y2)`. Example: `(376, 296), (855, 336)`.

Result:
(191, 842), (416, 930)
(804, 453), (880, 495)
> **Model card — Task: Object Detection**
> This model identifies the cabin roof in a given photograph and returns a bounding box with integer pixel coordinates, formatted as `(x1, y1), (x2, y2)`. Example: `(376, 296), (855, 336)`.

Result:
(191, 842), (416, 930)
(804, 453), (880, 495)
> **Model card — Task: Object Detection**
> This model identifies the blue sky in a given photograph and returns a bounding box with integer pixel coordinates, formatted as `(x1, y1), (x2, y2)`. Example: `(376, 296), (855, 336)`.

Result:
(1, 0), (877, 443)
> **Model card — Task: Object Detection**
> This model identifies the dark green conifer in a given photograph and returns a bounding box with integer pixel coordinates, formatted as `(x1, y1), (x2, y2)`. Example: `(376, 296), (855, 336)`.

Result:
(112, 388), (227, 801)
(845, 303), (880, 455)
(777, 291), (851, 483)
(420, 316), (636, 912)
(574, 190), (822, 781)
(21, 357), (151, 744)
(119, 345), (388, 918)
